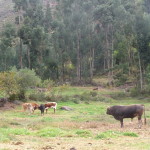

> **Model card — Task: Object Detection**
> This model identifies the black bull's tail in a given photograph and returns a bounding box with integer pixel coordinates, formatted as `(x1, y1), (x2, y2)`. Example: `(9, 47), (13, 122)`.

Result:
(142, 105), (146, 125)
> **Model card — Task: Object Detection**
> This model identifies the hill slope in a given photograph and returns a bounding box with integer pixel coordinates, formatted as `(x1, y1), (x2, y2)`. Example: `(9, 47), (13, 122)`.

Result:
(0, 0), (16, 30)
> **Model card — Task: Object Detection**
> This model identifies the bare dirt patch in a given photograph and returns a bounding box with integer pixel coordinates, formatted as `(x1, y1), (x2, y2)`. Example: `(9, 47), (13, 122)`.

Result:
(0, 102), (17, 110)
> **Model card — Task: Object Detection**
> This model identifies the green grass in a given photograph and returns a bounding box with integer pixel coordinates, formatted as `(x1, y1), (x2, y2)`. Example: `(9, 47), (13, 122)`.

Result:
(75, 129), (93, 137)
(0, 86), (150, 150)
(95, 130), (138, 139)
(0, 128), (31, 142)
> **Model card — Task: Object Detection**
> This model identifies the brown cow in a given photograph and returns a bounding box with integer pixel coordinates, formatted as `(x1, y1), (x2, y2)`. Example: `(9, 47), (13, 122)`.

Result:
(106, 104), (146, 128)
(31, 103), (39, 113)
(44, 102), (57, 114)
(22, 102), (39, 114)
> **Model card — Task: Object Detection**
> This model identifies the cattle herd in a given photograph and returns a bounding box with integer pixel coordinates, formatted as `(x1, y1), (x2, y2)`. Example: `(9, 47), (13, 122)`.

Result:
(22, 102), (146, 128)
(22, 102), (57, 115)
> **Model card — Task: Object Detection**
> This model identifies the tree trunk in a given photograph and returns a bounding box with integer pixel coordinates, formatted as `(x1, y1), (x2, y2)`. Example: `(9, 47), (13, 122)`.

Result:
(18, 7), (23, 69)
(19, 38), (23, 69)
(77, 32), (81, 82)
(27, 46), (31, 69)
(138, 51), (143, 91)
(105, 25), (111, 84)
(111, 24), (114, 76)
(90, 48), (95, 79)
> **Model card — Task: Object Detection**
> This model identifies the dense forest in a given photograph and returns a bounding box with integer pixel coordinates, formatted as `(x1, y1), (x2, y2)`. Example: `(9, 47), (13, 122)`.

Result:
(0, 0), (150, 91)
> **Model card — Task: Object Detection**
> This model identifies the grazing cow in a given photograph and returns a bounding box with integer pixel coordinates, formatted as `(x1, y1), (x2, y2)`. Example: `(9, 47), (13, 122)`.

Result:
(31, 103), (39, 113)
(22, 102), (39, 114)
(106, 104), (146, 128)
(93, 87), (98, 90)
(38, 104), (45, 115)
(44, 102), (57, 114)
(22, 103), (34, 114)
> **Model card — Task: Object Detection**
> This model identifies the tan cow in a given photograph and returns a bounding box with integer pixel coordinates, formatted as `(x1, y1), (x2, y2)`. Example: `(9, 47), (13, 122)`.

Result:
(22, 102), (39, 114)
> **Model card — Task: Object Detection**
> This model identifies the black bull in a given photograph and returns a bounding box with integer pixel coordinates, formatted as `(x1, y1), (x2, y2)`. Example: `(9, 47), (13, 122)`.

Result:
(106, 104), (146, 128)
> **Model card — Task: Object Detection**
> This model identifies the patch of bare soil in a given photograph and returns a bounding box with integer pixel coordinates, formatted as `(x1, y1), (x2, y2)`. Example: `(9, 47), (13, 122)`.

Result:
(0, 102), (17, 110)
(0, 120), (149, 150)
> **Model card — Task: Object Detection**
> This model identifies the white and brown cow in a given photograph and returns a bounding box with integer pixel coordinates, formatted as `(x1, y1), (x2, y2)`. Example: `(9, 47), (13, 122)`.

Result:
(106, 104), (146, 128)
(44, 102), (57, 114)
(22, 102), (39, 114)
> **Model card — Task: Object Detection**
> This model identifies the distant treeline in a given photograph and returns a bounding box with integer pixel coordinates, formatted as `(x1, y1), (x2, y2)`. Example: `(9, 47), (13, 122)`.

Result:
(0, 0), (150, 90)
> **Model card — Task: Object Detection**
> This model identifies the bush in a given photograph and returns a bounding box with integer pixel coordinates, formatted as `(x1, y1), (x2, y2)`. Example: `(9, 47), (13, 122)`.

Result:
(130, 88), (141, 97)
(15, 68), (41, 90)
(78, 92), (91, 101)
(9, 94), (18, 101)
(72, 99), (81, 104)
(28, 92), (46, 101)
(90, 91), (97, 97)
(58, 95), (70, 102)
(0, 72), (19, 97)
(110, 92), (127, 100)
(41, 79), (55, 89)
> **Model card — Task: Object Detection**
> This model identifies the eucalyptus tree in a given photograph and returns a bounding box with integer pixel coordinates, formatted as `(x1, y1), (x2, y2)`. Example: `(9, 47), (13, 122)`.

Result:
(0, 24), (16, 71)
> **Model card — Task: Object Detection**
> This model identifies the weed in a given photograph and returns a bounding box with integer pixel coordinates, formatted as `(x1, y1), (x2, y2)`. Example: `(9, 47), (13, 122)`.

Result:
(95, 130), (138, 139)
(75, 129), (92, 137)
(123, 132), (138, 137)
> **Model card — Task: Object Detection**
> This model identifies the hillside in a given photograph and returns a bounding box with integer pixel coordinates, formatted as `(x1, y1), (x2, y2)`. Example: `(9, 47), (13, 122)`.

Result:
(0, 0), (57, 30)
(0, 0), (16, 30)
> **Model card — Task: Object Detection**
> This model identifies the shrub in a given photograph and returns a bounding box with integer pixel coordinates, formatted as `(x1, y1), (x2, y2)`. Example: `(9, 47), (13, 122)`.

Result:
(15, 68), (41, 90)
(29, 92), (46, 101)
(58, 95), (70, 102)
(72, 99), (81, 104)
(9, 93), (19, 101)
(41, 79), (55, 90)
(0, 72), (19, 97)
(79, 92), (90, 101)
(90, 91), (97, 97)
(130, 87), (141, 97)
(110, 92), (127, 100)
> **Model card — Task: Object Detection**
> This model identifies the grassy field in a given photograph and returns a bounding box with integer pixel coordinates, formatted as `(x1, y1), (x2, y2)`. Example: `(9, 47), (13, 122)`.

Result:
(0, 87), (150, 150)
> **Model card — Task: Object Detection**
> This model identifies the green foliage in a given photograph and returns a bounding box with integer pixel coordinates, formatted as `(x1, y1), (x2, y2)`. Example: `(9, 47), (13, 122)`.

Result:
(0, 128), (31, 142)
(41, 79), (55, 89)
(15, 68), (41, 90)
(123, 132), (138, 137)
(110, 92), (128, 100)
(0, 72), (19, 97)
(75, 130), (92, 137)
(90, 91), (98, 97)
(146, 65), (150, 87)
(1, 0), (150, 89)
(130, 88), (141, 97)
(36, 127), (71, 137)
(95, 131), (138, 139)
(28, 92), (46, 101)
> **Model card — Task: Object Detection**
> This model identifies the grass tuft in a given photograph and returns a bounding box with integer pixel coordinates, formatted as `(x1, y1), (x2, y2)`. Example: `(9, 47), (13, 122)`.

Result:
(95, 130), (138, 139)
(75, 129), (92, 137)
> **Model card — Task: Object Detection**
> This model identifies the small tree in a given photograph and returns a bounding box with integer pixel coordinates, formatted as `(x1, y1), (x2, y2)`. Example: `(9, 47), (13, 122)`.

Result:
(15, 68), (41, 90)
(0, 72), (19, 97)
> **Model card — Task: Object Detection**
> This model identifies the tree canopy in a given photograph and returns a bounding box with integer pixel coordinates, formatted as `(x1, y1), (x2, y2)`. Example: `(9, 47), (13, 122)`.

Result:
(0, 0), (150, 90)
